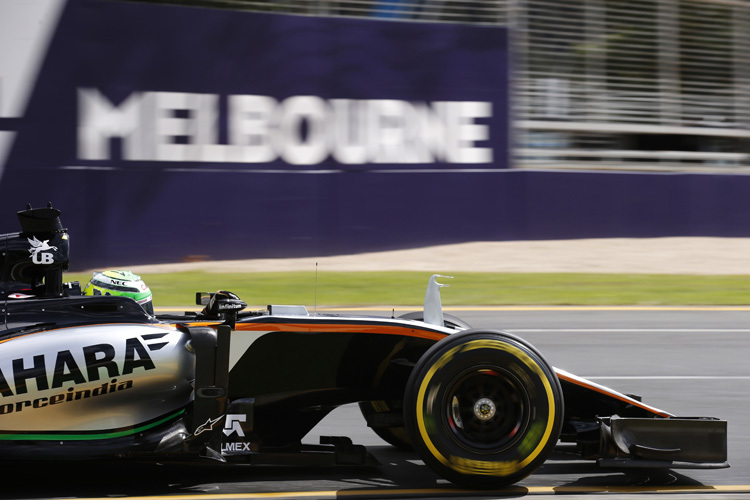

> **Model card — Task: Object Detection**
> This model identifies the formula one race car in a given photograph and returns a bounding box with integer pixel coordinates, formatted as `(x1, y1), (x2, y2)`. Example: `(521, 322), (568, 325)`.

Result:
(0, 205), (728, 487)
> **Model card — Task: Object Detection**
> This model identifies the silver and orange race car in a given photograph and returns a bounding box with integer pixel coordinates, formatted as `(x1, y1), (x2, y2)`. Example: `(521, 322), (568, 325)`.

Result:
(0, 205), (728, 487)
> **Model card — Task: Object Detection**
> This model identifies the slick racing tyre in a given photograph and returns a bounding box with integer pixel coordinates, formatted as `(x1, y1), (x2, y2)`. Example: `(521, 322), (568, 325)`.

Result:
(403, 330), (563, 488)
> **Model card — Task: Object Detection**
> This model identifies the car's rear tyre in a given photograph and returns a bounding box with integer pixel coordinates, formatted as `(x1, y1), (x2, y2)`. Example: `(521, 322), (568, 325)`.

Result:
(403, 329), (563, 488)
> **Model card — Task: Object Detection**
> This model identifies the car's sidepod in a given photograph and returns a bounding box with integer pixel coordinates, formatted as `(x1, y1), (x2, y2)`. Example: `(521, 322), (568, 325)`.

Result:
(0, 324), (194, 434)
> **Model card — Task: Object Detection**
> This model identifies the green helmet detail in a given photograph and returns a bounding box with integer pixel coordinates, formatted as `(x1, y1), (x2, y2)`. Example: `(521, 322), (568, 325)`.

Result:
(83, 270), (153, 315)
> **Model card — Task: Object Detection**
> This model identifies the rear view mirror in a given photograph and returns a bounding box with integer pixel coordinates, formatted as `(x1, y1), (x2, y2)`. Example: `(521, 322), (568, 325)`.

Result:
(196, 292), (211, 306)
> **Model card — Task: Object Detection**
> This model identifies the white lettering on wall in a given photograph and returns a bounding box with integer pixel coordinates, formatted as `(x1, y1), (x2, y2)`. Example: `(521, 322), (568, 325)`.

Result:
(77, 89), (493, 165)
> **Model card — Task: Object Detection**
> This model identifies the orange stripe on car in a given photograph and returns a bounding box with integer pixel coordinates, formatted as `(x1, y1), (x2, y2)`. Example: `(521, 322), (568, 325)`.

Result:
(555, 369), (672, 418)
(233, 321), (447, 341)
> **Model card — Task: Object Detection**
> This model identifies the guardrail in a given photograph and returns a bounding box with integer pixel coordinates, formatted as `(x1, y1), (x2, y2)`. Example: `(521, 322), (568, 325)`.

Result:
(515, 148), (750, 170)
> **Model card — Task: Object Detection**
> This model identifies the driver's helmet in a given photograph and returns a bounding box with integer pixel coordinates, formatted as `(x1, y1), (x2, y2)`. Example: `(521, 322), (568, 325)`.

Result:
(83, 270), (154, 315)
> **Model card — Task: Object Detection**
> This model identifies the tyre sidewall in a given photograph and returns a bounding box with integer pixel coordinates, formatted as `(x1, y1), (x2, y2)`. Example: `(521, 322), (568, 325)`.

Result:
(404, 330), (563, 486)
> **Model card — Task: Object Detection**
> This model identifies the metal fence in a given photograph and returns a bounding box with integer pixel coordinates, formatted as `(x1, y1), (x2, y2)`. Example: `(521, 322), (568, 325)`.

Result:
(514, 0), (750, 170)
(129, 0), (750, 170)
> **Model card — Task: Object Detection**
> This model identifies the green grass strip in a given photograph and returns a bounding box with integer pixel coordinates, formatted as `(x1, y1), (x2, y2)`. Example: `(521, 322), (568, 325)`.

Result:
(66, 271), (750, 307)
(0, 409), (185, 441)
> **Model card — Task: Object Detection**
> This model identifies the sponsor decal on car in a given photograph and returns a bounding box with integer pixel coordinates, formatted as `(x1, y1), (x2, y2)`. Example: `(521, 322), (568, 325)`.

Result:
(221, 414), (255, 454)
(0, 336), (157, 416)
(27, 236), (57, 265)
(194, 415), (224, 436)
(0, 379), (135, 416)
(223, 414), (246, 437)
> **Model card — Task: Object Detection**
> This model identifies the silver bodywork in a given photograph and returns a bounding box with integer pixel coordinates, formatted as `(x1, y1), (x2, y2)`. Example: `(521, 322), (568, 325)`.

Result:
(0, 324), (193, 433)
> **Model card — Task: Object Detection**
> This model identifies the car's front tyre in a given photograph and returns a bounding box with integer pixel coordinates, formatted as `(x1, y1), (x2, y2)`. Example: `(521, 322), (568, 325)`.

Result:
(403, 329), (563, 488)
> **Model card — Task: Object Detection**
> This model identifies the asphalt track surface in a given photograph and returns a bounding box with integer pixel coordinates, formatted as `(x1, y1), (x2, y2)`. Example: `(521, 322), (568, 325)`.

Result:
(3, 308), (749, 500)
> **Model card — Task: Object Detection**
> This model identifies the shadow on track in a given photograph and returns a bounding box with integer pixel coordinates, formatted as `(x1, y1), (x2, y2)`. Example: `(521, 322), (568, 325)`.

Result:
(0, 445), (710, 499)
(536, 445), (708, 487)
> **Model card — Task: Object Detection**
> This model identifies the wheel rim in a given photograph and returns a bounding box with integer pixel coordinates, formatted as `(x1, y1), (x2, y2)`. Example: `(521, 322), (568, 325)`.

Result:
(444, 366), (531, 453)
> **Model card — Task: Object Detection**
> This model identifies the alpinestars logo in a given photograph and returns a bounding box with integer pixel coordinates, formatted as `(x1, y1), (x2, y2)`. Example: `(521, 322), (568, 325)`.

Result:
(194, 415), (224, 436)
(28, 236), (57, 264)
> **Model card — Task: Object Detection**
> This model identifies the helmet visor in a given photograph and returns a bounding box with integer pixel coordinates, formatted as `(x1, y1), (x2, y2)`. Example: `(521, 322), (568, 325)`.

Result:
(137, 295), (154, 316)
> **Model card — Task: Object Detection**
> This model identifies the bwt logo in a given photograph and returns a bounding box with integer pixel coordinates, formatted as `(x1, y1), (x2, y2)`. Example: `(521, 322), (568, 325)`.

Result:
(77, 89), (493, 166)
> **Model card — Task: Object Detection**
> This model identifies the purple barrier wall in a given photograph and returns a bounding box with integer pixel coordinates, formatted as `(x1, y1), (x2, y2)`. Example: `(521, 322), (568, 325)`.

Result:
(1, 0), (749, 270)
